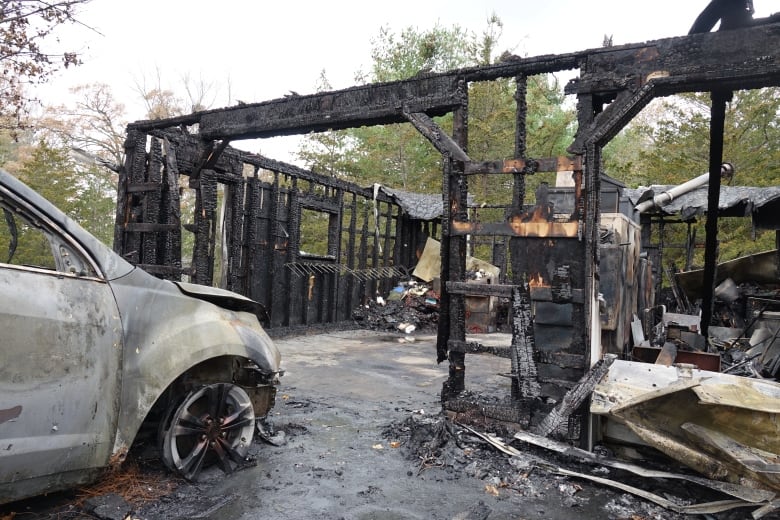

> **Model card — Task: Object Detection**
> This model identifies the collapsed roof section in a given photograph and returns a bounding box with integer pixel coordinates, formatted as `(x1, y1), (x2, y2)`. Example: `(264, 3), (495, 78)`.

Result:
(626, 185), (780, 226)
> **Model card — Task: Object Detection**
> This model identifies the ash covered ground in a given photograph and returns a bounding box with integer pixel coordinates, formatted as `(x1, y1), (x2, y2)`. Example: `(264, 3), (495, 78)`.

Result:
(1, 331), (773, 520)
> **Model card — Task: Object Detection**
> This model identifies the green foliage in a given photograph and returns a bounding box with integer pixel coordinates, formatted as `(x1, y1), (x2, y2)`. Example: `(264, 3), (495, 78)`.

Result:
(606, 88), (780, 268)
(618, 89), (780, 188)
(17, 139), (81, 215)
(297, 16), (576, 202)
(11, 139), (115, 246)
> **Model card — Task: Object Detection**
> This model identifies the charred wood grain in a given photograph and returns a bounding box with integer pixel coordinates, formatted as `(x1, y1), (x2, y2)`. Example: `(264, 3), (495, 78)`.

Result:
(192, 170), (218, 285)
(244, 178), (261, 302)
(514, 74), (527, 208)
(199, 76), (464, 140)
(141, 137), (163, 265)
(161, 139), (182, 278)
(448, 340), (512, 359)
(124, 223), (178, 232)
(300, 196), (340, 214)
(381, 202), (395, 297)
(117, 131), (149, 262)
(574, 23), (780, 96)
(227, 176), (245, 292)
(287, 179), (302, 325)
(442, 102), (468, 395)
(403, 111), (469, 161)
(444, 398), (530, 428)
(535, 351), (587, 369)
(532, 354), (615, 438)
(465, 156), (583, 175)
(446, 281), (515, 298)
(511, 285), (541, 401)
(530, 286), (584, 304)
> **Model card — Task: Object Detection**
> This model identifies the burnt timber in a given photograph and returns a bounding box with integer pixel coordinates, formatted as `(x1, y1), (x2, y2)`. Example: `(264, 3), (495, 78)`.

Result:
(118, 19), (780, 441)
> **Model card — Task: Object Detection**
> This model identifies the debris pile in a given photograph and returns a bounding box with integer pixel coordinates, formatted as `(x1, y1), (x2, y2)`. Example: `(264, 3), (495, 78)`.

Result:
(381, 412), (701, 519)
(352, 280), (440, 333)
(633, 250), (780, 380)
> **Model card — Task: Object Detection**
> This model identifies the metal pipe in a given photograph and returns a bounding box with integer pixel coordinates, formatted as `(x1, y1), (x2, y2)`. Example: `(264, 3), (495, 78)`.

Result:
(634, 162), (733, 214)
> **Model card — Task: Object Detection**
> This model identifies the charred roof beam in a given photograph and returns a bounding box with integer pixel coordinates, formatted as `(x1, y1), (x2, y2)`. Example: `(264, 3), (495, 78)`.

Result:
(403, 110), (469, 162)
(197, 75), (466, 141)
(569, 22), (780, 153)
(464, 156), (583, 175)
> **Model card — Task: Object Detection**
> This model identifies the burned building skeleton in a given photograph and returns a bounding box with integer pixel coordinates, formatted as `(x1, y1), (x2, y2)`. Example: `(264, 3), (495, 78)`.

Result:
(114, 6), (780, 507)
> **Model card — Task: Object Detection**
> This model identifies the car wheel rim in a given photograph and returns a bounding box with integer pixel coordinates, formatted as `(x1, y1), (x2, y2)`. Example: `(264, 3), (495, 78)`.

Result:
(163, 383), (255, 480)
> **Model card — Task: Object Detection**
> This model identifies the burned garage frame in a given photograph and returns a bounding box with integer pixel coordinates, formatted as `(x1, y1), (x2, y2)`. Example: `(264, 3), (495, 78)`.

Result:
(117, 17), (780, 444)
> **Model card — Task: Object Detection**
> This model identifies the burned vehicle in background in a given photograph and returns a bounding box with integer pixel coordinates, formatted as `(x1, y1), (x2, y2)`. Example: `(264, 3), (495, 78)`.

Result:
(0, 169), (282, 504)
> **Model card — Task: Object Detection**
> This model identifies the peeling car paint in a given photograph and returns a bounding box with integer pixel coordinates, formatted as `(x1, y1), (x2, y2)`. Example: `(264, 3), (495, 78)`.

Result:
(0, 407), (21, 425)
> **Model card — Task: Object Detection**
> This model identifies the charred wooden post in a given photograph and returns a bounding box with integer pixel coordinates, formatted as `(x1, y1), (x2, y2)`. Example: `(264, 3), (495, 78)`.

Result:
(511, 284), (541, 409)
(513, 74), (527, 208)
(191, 169), (218, 285)
(345, 193), (358, 318)
(287, 178), (301, 325)
(440, 91), (469, 398)
(700, 90), (732, 339)
(140, 137), (162, 266)
(160, 139), (182, 279)
(115, 130), (148, 263)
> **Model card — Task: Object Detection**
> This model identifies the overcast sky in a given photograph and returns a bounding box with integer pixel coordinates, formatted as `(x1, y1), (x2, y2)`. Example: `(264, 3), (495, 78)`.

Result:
(41, 0), (780, 163)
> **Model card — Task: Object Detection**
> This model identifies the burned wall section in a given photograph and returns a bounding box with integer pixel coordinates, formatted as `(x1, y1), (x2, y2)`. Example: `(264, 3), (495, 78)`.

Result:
(117, 19), (780, 445)
(114, 129), (426, 333)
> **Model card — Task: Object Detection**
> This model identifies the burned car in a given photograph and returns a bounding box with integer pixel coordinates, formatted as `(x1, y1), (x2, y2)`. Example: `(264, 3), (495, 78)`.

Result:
(0, 169), (282, 503)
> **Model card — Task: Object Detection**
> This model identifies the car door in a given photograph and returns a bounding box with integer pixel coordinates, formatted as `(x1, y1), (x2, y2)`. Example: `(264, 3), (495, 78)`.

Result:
(0, 196), (123, 500)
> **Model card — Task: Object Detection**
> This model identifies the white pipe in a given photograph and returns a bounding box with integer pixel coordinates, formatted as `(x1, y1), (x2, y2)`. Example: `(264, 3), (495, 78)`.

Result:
(634, 172), (710, 213)
(634, 163), (734, 214)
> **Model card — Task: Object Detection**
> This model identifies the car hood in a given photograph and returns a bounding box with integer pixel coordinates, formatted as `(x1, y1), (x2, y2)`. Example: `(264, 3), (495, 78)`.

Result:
(174, 281), (269, 324)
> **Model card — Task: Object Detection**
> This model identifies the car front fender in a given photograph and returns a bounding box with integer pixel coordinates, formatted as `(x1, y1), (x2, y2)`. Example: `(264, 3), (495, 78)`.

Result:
(107, 270), (281, 456)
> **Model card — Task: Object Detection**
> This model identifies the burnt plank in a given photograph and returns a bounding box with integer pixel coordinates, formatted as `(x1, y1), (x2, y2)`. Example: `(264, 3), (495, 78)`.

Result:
(465, 156), (582, 175)
(199, 75), (464, 140)
(404, 111), (469, 161)
(447, 281), (515, 298)
(448, 340), (512, 359)
(574, 22), (780, 96)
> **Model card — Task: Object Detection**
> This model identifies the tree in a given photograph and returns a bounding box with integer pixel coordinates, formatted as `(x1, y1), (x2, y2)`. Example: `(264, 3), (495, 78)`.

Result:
(0, 0), (90, 129)
(297, 16), (575, 197)
(607, 88), (780, 267)
(295, 71), (356, 178)
(10, 138), (115, 246)
(133, 68), (224, 120)
(38, 82), (127, 170)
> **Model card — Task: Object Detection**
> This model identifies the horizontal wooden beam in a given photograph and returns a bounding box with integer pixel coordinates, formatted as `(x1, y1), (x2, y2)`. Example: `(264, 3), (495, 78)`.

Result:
(448, 340), (512, 358)
(450, 220), (580, 238)
(573, 21), (780, 97)
(446, 281), (515, 298)
(198, 75), (465, 141)
(464, 156), (582, 175)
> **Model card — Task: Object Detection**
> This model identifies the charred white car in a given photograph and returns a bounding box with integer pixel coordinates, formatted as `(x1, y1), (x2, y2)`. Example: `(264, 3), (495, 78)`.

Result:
(0, 169), (282, 503)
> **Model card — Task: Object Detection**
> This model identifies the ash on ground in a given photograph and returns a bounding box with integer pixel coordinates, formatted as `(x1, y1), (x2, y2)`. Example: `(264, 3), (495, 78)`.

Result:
(381, 411), (764, 520)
